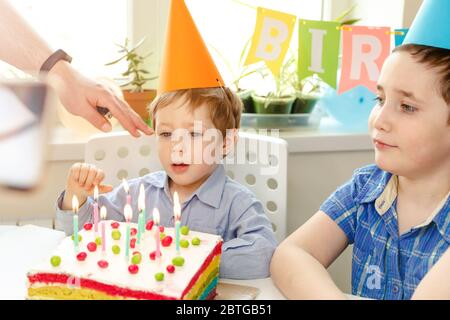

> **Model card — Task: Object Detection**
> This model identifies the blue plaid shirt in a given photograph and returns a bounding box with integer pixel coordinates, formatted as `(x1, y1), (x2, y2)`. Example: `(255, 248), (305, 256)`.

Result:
(320, 164), (450, 300)
(55, 165), (277, 280)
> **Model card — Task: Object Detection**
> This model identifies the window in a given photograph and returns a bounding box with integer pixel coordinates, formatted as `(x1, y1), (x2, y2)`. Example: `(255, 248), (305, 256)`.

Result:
(1, 0), (128, 79)
(185, 0), (323, 89)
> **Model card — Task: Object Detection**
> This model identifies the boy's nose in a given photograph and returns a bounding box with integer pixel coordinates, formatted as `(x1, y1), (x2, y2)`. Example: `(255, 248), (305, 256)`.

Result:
(373, 103), (393, 132)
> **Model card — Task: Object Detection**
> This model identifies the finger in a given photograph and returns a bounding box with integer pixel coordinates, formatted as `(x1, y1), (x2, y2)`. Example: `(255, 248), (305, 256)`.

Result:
(100, 93), (139, 137)
(98, 184), (114, 194)
(82, 104), (112, 132)
(71, 163), (82, 183)
(93, 169), (105, 186)
(118, 99), (153, 136)
(84, 167), (98, 191)
(78, 163), (91, 187)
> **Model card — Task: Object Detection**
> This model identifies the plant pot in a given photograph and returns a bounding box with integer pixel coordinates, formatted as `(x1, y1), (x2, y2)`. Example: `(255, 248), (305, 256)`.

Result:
(291, 93), (321, 114)
(251, 93), (295, 114)
(122, 89), (157, 122)
(237, 89), (255, 113)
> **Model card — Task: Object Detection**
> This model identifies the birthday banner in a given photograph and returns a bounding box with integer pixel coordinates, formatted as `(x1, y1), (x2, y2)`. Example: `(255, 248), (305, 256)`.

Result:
(298, 19), (341, 89)
(338, 26), (391, 93)
(244, 7), (409, 94)
(244, 7), (297, 77)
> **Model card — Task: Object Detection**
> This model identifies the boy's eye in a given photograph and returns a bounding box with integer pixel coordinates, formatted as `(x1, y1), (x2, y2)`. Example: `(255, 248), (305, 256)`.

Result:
(159, 132), (172, 137)
(190, 131), (203, 138)
(374, 96), (384, 105)
(401, 104), (417, 113)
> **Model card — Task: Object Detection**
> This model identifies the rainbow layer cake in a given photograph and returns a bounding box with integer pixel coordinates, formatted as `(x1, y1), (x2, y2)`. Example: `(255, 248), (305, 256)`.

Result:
(27, 220), (222, 300)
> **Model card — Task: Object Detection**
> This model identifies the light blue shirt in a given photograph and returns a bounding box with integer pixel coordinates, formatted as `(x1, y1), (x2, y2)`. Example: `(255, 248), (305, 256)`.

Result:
(55, 165), (277, 279)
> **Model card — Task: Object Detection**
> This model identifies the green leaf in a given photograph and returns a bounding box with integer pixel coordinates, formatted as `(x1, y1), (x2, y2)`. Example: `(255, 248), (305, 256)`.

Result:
(339, 18), (360, 26)
(104, 54), (128, 66)
(334, 4), (358, 23)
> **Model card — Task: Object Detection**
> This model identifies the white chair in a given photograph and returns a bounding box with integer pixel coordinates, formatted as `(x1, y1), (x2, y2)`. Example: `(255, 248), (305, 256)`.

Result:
(85, 131), (288, 242)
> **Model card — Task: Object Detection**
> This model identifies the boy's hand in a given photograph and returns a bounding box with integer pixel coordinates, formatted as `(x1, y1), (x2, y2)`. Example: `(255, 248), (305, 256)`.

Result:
(62, 163), (113, 210)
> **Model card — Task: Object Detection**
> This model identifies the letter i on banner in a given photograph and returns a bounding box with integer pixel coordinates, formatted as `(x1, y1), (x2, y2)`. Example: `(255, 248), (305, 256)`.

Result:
(244, 7), (296, 77)
(338, 26), (390, 94)
(298, 19), (341, 89)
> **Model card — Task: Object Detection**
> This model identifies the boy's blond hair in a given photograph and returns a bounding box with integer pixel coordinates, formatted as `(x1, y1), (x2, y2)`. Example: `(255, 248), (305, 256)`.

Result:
(148, 87), (243, 137)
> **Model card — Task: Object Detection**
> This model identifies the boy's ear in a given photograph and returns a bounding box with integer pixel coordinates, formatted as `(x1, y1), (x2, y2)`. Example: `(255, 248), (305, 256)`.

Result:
(223, 128), (238, 157)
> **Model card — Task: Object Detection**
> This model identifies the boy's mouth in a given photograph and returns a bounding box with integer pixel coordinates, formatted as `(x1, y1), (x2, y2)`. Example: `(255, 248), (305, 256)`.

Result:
(373, 138), (397, 149)
(171, 163), (190, 173)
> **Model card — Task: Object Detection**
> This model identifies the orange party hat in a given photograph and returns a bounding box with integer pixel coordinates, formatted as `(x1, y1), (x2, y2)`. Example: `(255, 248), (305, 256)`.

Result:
(158, 0), (224, 94)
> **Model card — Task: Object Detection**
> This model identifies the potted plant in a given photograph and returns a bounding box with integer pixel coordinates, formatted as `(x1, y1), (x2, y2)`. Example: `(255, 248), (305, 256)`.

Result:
(250, 55), (297, 114)
(105, 38), (158, 123)
(210, 38), (266, 113)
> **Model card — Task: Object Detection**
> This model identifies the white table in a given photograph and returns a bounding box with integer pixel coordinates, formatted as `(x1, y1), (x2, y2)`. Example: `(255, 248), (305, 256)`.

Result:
(0, 225), (365, 300)
(0, 225), (287, 300)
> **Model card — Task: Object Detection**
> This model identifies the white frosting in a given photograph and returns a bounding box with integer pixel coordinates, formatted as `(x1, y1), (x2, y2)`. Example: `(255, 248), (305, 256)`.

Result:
(28, 220), (222, 299)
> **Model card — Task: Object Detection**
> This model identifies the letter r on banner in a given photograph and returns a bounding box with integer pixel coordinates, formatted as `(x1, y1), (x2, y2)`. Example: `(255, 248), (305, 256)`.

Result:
(338, 26), (390, 94)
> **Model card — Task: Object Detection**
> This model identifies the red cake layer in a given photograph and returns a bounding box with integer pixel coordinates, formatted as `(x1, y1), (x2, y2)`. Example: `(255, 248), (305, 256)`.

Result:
(28, 241), (222, 300)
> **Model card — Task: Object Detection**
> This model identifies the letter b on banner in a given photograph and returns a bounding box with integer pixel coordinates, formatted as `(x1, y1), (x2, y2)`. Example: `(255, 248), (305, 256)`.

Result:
(245, 7), (296, 77)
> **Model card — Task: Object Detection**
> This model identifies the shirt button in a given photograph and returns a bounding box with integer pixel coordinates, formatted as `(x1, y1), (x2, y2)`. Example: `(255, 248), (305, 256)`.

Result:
(392, 285), (399, 293)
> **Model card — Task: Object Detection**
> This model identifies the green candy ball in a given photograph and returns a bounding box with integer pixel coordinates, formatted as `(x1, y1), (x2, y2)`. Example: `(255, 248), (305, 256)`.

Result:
(172, 256), (185, 267)
(180, 239), (189, 248)
(112, 245), (121, 255)
(180, 226), (189, 236)
(159, 232), (166, 240)
(95, 237), (102, 246)
(71, 234), (82, 242)
(192, 237), (201, 246)
(111, 230), (121, 240)
(50, 256), (61, 267)
(154, 272), (164, 282)
(131, 253), (142, 265)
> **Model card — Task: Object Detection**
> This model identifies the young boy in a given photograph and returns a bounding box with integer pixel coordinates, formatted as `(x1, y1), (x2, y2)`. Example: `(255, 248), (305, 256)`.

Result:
(271, 3), (450, 299)
(55, 0), (277, 280)
(55, 86), (277, 280)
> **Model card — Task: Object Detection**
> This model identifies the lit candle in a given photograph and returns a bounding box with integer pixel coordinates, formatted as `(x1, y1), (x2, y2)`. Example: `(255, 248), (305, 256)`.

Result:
(173, 192), (181, 255)
(124, 204), (133, 261)
(122, 178), (131, 205)
(72, 195), (79, 253)
(153, 208), (161, 260)
(137, 184), (145, 245)
(100, 206), (107, 253)
(93, 185), (99, 233)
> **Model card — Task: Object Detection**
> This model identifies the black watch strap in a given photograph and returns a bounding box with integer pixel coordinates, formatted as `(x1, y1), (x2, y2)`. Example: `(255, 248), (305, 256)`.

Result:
(39, 49), (72, 73)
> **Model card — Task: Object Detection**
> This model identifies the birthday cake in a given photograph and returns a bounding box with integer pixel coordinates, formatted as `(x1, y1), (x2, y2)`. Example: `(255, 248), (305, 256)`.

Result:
(27, 220), (222, 300)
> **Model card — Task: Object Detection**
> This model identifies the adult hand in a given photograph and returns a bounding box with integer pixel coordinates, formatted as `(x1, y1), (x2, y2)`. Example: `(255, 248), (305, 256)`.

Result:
(49, 61), (154, 137)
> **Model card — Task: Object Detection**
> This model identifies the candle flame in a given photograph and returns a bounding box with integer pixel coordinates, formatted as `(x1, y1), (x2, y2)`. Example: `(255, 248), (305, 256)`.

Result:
(138, 184), (145, 211)
(100, 206), (107, 219)
(173, 192), (181, 220)
(94, 185), (99, 200)
(124, 204), (133, 222)
(72, 195), (79, 212)
(153, 208), (160, 225)
(122, 178), (129, 194)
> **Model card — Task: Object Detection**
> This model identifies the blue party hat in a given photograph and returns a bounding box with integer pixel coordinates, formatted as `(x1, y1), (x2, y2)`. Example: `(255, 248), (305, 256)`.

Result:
(403, 0), (450, 50)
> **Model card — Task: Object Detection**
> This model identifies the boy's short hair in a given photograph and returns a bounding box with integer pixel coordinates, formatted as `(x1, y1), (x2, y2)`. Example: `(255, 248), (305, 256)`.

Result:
(148, 87), (243, 137)
(393, 44), (450, 121)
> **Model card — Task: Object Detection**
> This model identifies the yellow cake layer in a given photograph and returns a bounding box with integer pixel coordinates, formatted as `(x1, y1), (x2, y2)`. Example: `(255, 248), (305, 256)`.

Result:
(28, 286), (125, 300)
